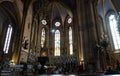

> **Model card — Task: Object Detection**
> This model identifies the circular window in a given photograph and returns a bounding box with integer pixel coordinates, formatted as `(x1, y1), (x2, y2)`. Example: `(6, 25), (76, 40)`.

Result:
(55, 22), (61, 27)
(41, 19), (47, 25)
(68, 18), (72, 24)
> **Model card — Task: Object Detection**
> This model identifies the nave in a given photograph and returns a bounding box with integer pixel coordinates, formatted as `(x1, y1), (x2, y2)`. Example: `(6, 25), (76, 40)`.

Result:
(0, 0), (120, 76)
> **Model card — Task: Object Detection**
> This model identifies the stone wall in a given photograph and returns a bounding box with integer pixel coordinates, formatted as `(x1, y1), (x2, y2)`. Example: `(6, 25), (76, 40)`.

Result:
(115, 53), (120, 62)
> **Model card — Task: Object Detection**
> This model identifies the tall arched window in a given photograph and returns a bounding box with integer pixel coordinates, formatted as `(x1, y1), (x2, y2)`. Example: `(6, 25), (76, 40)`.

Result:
(109, 14), (120, 50)
(55, 30), (60, 56)
(3, 24), (13, 53)
(69, 27), (73, 55)
(41, 28), (46, 48)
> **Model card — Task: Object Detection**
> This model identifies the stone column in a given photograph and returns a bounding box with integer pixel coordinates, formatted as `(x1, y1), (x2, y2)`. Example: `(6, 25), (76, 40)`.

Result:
(78, 0), (99, 71)
(75, 0), (84, 70)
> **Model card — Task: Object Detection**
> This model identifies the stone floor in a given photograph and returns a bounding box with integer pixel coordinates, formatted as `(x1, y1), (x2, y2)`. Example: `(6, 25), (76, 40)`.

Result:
(1, 73), (119, 76)
(0, 71), (112, 76)
(0, 70), (120, 76)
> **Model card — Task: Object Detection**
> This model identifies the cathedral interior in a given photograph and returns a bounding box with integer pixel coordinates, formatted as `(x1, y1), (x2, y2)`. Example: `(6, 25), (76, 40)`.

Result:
(0, 0), (120, 75)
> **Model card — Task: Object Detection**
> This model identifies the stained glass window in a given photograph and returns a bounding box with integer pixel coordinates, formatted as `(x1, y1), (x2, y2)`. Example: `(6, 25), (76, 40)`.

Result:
(41, 19), (47, 25)
(55, 22), (61, 27)
(55, 30), (60, 56)
(69, 27), (73, 55)
(109, 15), (120, 50)
(3, 24), (13, 53)
(68, 18), (72, 24)
(41, 28), (46, 47)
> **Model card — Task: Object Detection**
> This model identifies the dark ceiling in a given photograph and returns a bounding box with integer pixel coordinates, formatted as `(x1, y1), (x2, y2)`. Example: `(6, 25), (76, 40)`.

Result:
(33, 0), (75, 13)
(0, 0), (120, 24)
(97, 0), (120, 17)
(0, 1), (18, 24)
(33, 0), (73, 23)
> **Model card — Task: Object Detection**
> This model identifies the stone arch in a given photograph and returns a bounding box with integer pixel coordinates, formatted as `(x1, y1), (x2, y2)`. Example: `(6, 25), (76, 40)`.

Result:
(0, 0), (14, 3)
(0, 1), (22, 64)
(0, 1), (21, 27)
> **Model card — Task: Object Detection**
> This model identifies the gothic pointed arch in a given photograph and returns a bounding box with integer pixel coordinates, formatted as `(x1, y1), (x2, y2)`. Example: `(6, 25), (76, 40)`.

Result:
(0, 1), (21, 64)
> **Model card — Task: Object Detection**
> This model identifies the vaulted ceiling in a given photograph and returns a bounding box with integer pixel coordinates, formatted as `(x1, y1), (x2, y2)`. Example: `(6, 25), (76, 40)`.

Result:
(0, 0), (120, 24)
(32, 0), (73, 24)
(0, 1), (18, 25)
(97, 0), (120, 17)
